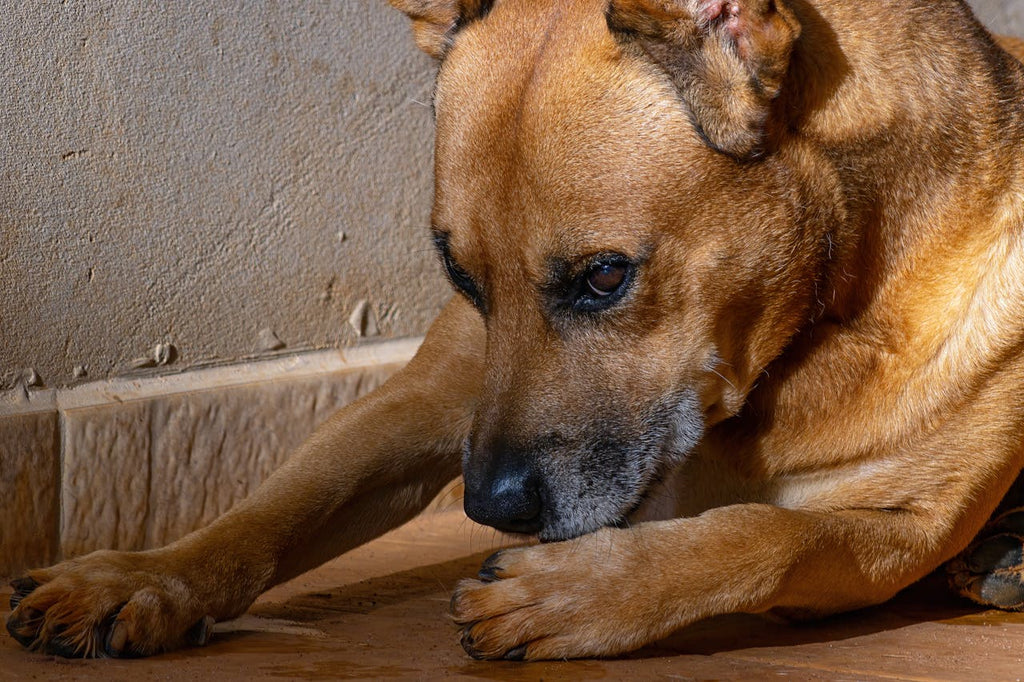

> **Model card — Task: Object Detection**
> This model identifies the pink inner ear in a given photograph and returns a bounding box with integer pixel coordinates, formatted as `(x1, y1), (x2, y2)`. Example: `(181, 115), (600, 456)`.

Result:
(698, 1), (773, 61)
(697, 0), (730, 23)
(699, 1), (746, 38)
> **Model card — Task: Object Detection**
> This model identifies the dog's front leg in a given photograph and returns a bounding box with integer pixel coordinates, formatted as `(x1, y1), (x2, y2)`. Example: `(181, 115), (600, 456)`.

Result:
(6, 297), (484, 658)
(452, 503), (946, 660)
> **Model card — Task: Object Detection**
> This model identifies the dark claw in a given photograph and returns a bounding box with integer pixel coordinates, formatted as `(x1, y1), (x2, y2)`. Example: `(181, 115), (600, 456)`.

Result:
(94, 605), (123, 658)
(9, 577), (40, 610)
(186, 615), (215, 647)
(449, 591), (461, 615)
(6, 611), (38, 649)
(46, 636), (83, 659)
(504, 644), (527, 661)
(977, 572), (1024, 610)
(460, 628), (484, 659)
(966, 533), (1023, 573)
(105, 620), (129, 658)
(478, 552), (504, 582)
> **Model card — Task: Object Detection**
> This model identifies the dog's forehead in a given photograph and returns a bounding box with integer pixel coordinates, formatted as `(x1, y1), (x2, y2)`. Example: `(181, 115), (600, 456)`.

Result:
(431, 0), (708, 260)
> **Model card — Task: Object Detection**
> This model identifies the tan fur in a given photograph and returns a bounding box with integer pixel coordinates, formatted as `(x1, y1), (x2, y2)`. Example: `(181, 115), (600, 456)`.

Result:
(8, 0), (1024, 662)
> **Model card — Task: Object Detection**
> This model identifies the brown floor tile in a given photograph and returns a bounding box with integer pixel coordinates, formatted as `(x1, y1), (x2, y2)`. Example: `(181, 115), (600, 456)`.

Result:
(4, 510), (1024, 680)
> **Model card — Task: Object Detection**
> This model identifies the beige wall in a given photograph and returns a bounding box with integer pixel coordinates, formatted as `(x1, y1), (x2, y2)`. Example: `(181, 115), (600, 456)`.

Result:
(1, 0), (1021, 392)
(2, 1), (443, 391)
(974, 0), (1024, 36)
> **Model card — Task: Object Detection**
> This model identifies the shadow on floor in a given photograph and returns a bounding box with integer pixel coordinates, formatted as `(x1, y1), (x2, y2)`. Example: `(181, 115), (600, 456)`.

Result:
(249, 550), (496, 623)
(248, 549), (1007, 659)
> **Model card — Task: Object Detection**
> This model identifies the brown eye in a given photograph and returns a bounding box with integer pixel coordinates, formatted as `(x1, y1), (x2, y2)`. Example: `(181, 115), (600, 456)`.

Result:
(586, 262), (628, 297)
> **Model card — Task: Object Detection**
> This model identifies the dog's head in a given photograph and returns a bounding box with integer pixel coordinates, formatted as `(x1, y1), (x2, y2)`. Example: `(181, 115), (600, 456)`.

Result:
(391, 0), (830, 540)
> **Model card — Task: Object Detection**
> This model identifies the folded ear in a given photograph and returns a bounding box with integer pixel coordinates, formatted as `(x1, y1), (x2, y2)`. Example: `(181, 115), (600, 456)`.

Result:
(607, 0), (800, 159)
(388, 0), (493, 59)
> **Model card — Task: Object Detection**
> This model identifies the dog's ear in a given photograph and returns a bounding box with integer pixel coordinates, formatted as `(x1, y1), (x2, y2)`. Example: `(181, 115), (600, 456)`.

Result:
(607, 0), (800, 159)
(388, 0), (493, 59)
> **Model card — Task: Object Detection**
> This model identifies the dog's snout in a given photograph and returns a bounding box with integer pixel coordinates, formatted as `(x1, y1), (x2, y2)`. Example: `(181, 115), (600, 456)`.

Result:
(464, 459), (543, 535)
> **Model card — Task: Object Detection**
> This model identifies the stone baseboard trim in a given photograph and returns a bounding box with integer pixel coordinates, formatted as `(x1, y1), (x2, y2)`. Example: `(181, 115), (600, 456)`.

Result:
(0, 338), (424, 577)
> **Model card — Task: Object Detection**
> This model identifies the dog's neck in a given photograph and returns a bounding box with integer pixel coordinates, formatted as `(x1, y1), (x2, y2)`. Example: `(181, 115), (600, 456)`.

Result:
(728, 0), (1024, 448)
(782, 0), (1024, 340)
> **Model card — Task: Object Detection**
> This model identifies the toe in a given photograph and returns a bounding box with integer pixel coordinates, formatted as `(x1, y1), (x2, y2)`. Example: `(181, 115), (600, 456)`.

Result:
(976, 572), (1024, 610)
(460, 621), (517, 660)
(102, 587), (204, 657)
(460, 627), (485, 659)
(478, 552), (505, 582)
(9, 577), (40, 610)
(104, 617), (130, 658)
(456, 602), (546, 660)
(966, 533), (1024, 573)
(6, 607), (43, 649)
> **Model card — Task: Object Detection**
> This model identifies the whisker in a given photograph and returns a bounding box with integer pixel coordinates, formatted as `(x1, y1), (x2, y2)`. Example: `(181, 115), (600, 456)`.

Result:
(710, 367), (737, 391)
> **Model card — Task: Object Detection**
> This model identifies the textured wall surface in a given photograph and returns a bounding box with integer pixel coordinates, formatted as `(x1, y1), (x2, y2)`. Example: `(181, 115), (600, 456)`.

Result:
(972, 0), (1024, 36)
(1, 1), (443, 391)
(1, 1), (1022, 391)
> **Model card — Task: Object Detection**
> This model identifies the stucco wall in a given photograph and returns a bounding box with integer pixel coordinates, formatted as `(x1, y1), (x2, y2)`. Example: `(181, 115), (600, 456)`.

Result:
(974, 0), (1024, 36)
(1, 0), (1021, 391)
(1, 1), (442, 390)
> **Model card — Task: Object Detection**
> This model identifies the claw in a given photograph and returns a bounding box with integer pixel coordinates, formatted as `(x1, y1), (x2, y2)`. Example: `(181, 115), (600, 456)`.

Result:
(450, 590), (461, 616)
(92, 605), (123, 658)
(105, 620), (129, 658)
(460, 628), (485, 659)
(9, 577), (40, 610)
(6, 604), (45, 648)
(504, 644), (527, 660)
(6, 612), (38, 649)
(186, 615), (215, 647)
(46, 636), (84, 659)
(478, 552), (504, 582)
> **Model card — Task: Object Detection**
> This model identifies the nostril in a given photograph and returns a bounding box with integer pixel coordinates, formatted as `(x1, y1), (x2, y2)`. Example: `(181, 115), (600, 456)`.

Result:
(491, 503), (543, 535)
(464, 471), (544, 535)
(496, 483), (542, 534)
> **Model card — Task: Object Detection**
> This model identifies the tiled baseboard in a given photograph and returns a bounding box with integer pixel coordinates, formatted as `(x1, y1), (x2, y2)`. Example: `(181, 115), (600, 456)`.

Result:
(0, 339), (422, 577)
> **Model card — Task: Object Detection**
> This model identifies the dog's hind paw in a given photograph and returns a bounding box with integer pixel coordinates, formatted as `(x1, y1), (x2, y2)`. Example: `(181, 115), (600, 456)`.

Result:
(947, 508), (1024, 610)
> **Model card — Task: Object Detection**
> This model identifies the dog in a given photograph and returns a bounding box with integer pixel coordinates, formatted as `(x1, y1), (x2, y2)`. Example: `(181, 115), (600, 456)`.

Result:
(8, 0), (1024, 661)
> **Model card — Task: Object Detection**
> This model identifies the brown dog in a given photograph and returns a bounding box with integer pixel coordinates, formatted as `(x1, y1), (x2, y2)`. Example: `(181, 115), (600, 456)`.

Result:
(8, 0), (1024, 661)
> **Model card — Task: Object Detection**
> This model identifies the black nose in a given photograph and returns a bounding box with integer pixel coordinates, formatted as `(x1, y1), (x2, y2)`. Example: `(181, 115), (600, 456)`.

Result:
(463, 462), (543, 535)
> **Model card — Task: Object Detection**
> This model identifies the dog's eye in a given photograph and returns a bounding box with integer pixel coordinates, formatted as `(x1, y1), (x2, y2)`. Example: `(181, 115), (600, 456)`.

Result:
(586, 262), (628, 297)
(572, 255), (635, 313)
(444, 255), (480, 301)
(434, 232), (486, 312)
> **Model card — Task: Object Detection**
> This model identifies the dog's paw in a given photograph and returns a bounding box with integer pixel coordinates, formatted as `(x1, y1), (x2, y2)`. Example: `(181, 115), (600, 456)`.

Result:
(948, 508), (1024, 610)
(450, 527), (661, 660)
(6, 550), (214, 658)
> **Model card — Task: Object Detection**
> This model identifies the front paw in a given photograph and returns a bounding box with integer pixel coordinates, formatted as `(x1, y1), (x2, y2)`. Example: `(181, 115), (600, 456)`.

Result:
(450, 528), (658, 660)
(6, 550), (214, 658)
